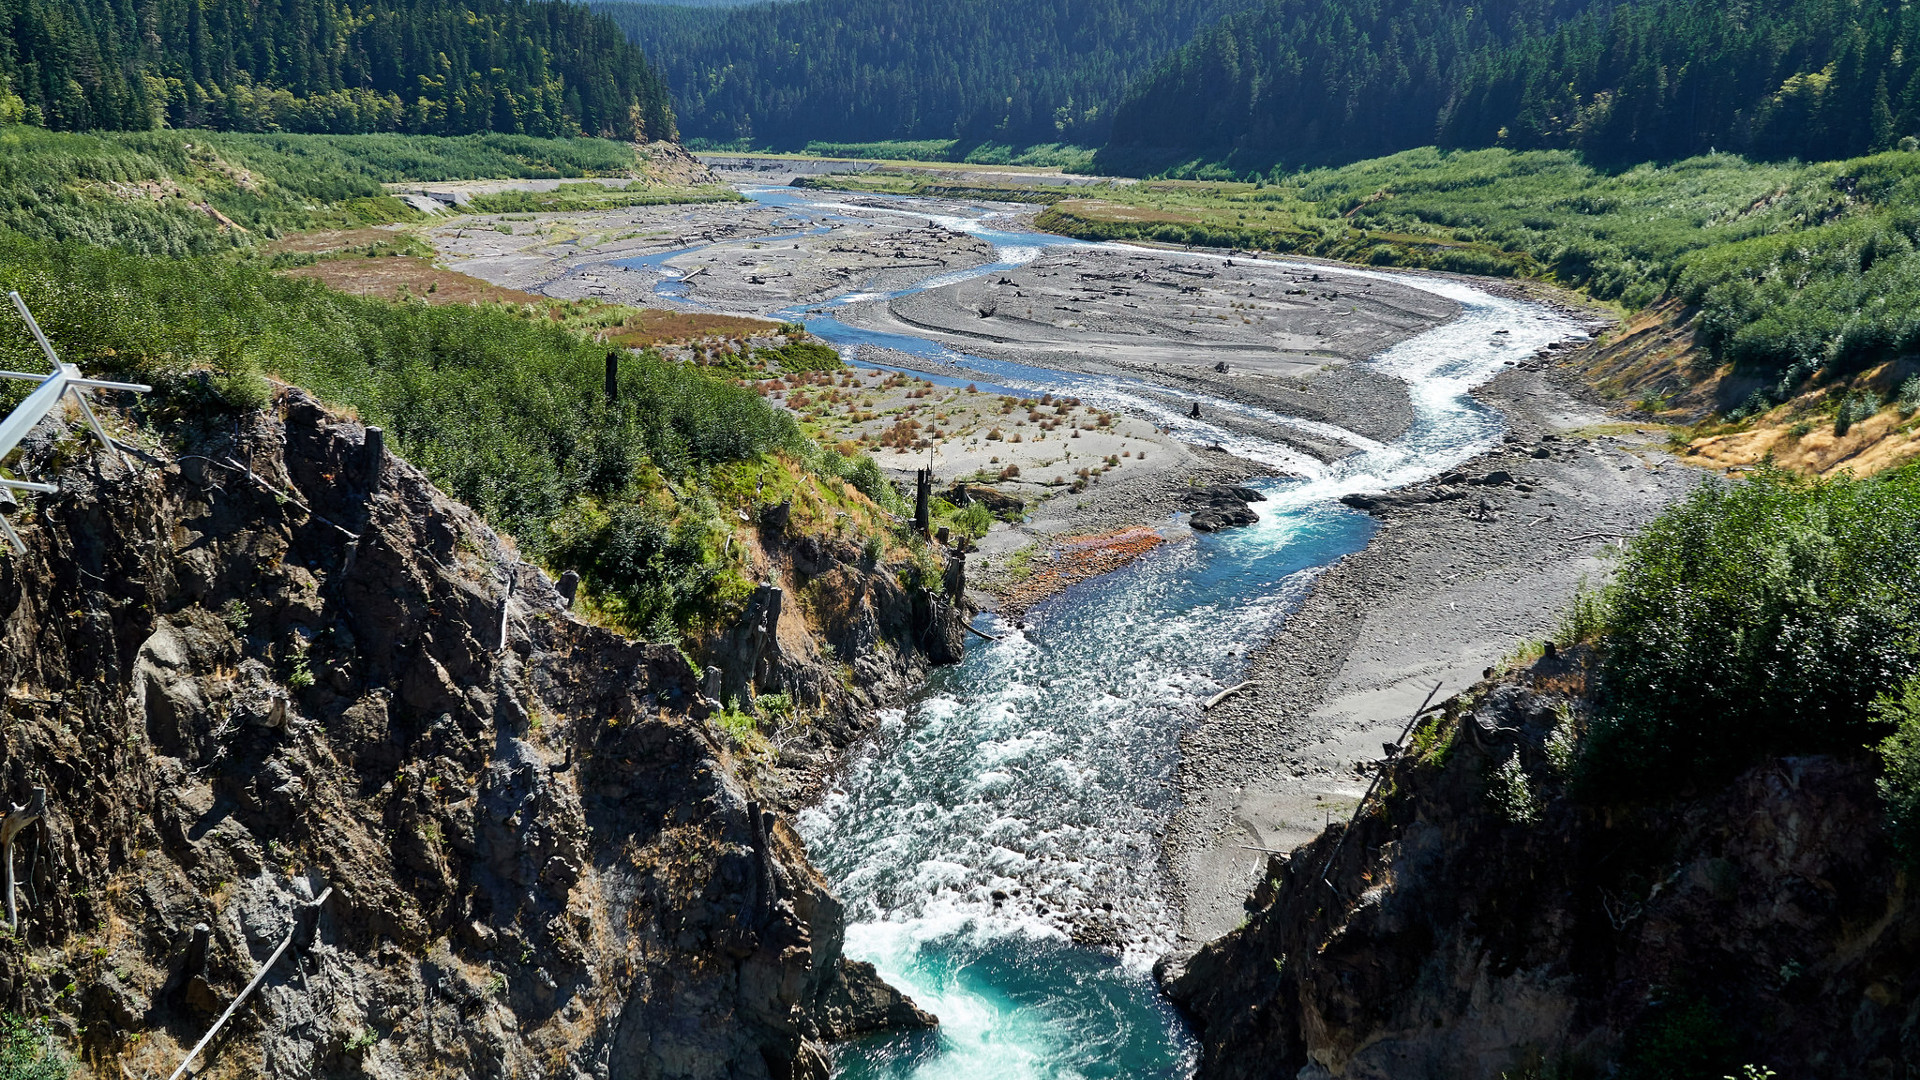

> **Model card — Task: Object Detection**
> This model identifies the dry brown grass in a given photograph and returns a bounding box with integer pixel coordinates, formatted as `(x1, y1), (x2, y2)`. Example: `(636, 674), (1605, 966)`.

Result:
(601, 310), (783, 348)
(279, 255), (545, 305)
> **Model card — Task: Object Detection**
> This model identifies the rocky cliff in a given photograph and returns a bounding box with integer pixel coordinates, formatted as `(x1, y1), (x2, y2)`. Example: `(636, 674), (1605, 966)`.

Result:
(0, 386), (953, 1078)
(1163, 651), (1920, 1079)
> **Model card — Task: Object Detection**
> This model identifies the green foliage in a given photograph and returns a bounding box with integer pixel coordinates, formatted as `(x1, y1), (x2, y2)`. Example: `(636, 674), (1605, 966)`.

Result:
(756, 339), (844, 374)
(1104, 0), (1920, 173)
(0, 1015), (71, 1080)
(0, 232), (840, 642)
(1618, 996), (1741, 1080)
(0, 125), (658, 257)
(755, 691), (794, 717)
(1835, 389), (1882, 436)
(1900, 376), (1920, 417)
(288, 653), (315, 691)
(1100, 0), (1590, 174)
(715, 704), (765, 749)
(465, 182), (743, 214)
(1873, 677), (1920, 864)
(779, 140), (1097, 170)
(598, 0), (1253, 148)
(1578, 466), (1920, 798)
(950, 500), (994, 540)
(2, 0), (673, 141)
(1487, 750), (1540, 826)
(809, 446), (906, 513)
(548, 496), (735, 641)
(1036, 145), (1920, 380)
(1446, 0), (1920, 166)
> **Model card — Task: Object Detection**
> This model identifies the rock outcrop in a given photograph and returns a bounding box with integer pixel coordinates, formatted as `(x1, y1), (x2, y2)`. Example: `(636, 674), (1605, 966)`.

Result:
(0, 387), (942, 1078)
(1185, 485), (1266, 532)
(1163, 653), (1920, 1079)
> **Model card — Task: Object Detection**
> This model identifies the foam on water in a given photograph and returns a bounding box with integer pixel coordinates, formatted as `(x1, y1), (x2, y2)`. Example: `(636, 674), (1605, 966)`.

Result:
(617, 187), (1580, 1076)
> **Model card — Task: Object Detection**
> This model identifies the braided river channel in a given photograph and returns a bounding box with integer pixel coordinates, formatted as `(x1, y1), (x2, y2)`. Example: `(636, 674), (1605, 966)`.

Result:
(626, 188), (1583, 1078)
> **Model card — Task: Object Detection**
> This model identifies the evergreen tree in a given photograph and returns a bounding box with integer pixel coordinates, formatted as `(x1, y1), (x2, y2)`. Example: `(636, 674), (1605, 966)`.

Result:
(0, 0), (677, 139)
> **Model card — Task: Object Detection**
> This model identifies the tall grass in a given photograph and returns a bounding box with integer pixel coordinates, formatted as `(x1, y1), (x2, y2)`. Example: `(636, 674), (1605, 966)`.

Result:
(0, 233), (851, 638)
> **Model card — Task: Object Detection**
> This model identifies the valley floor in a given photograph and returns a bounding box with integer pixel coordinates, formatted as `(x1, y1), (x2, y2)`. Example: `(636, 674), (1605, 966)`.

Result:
(412, 180), (1707, 948)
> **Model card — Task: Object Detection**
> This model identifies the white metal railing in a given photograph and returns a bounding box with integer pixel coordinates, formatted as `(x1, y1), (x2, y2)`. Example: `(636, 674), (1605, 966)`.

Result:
(0, 291), (150, 552)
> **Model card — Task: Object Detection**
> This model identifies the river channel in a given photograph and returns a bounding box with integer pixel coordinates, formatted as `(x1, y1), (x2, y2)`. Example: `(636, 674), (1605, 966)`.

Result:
(617, 187), (1582, 1078)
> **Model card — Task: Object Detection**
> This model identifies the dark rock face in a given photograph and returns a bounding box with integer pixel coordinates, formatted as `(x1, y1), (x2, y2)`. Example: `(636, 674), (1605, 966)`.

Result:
(0, 388), (939, 1078)
(1185, 485), (1266, 532)
(1163, 663), (1920, 1079)
(943, 483), (1024, 515)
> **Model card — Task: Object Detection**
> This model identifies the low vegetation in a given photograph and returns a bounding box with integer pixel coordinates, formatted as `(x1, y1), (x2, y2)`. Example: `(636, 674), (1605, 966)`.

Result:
(1555, 467), (1920, 819)
(464, 182), (743, 214)
(0, 125), (691, 257)
(0, 232), (903, 642)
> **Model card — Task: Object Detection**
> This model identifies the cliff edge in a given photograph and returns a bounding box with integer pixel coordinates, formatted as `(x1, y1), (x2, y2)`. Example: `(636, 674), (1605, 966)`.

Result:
(1164, 651), (1919, 1079)
(0, 386), (940, 1078)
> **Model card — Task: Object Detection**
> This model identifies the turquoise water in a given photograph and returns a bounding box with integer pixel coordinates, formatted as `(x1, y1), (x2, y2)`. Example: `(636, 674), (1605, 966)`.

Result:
(611, 189), (1583, 1077)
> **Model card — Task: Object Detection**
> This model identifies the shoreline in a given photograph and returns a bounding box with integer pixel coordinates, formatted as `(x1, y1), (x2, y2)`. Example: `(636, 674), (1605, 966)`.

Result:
(416, 182), (1699, 962)
(1163, 359), (1702, 946)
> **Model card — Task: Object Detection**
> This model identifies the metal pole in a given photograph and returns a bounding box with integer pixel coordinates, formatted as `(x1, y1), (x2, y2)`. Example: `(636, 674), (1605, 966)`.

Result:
(168, 887), (332, 1080)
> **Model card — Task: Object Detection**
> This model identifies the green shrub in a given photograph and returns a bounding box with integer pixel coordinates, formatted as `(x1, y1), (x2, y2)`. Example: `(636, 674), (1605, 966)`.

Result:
(756, 339), (844, 373)
(1835, 389), (1882, 436)
(1579, 466), (1920, 798)
(1873, 677), (1920, 864)
(951, 501), (994, 539)
(1899, 376), (1920, 417)
(0, 1015), (71, 1080)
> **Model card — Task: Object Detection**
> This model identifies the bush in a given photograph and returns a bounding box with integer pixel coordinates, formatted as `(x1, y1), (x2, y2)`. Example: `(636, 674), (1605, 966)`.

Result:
(1579, 466), (1920, 798)
(950, 501), (994, 539)
(1874, 678), (1920, 864)
(1835, 389), (1881, 436)
(0, 1015), (71, 1080)
(1899, 376), (1920, 417)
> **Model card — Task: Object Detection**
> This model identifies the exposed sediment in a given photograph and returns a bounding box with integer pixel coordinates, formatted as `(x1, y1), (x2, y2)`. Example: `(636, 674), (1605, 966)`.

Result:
(1169, 365), (1701, 945)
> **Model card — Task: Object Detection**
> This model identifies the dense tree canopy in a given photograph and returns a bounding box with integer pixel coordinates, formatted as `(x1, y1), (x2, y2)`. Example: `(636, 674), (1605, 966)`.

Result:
(1441, 0), (1920, 164)
(0, 0), (675, 140)
(595, 0), (1252, 147)
(1097, 0), (1597, 173)
(1101, 0), (1920, 173)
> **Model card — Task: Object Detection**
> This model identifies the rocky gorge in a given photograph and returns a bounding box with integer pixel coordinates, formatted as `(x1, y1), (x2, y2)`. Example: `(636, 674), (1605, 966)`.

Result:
(1163, 649), (1920, 1079)
(0, 385), (963, 1078)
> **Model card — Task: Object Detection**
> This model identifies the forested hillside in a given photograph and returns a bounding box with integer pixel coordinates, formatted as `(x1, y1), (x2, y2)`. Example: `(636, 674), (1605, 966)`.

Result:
(595, 0), (1252, 147)
(1098, 0), (1597, 173)
(0, 0), (675, 140)
(1102, 0), (1920, 173)
(1441, 0), (1920, 164)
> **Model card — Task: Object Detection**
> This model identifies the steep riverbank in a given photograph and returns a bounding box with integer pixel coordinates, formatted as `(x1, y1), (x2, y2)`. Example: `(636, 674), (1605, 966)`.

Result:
(1163, 655), (1920, 1079)
(0, 386), (951, 1078)
(1169, 362), (1701, 942)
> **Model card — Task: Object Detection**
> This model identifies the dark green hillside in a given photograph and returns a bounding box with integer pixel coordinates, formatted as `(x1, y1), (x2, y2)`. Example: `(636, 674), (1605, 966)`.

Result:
(1102, 0), (1920, 174)
(0, 0), (674, 140)
(1096, 0), (1595, 173)
(595, 0), (1253, 148)
(1442, 0), (1920, 164)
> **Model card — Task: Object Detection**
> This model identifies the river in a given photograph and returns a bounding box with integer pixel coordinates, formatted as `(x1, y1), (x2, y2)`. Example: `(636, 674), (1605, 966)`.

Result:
(617, 187), (1583, 1078)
